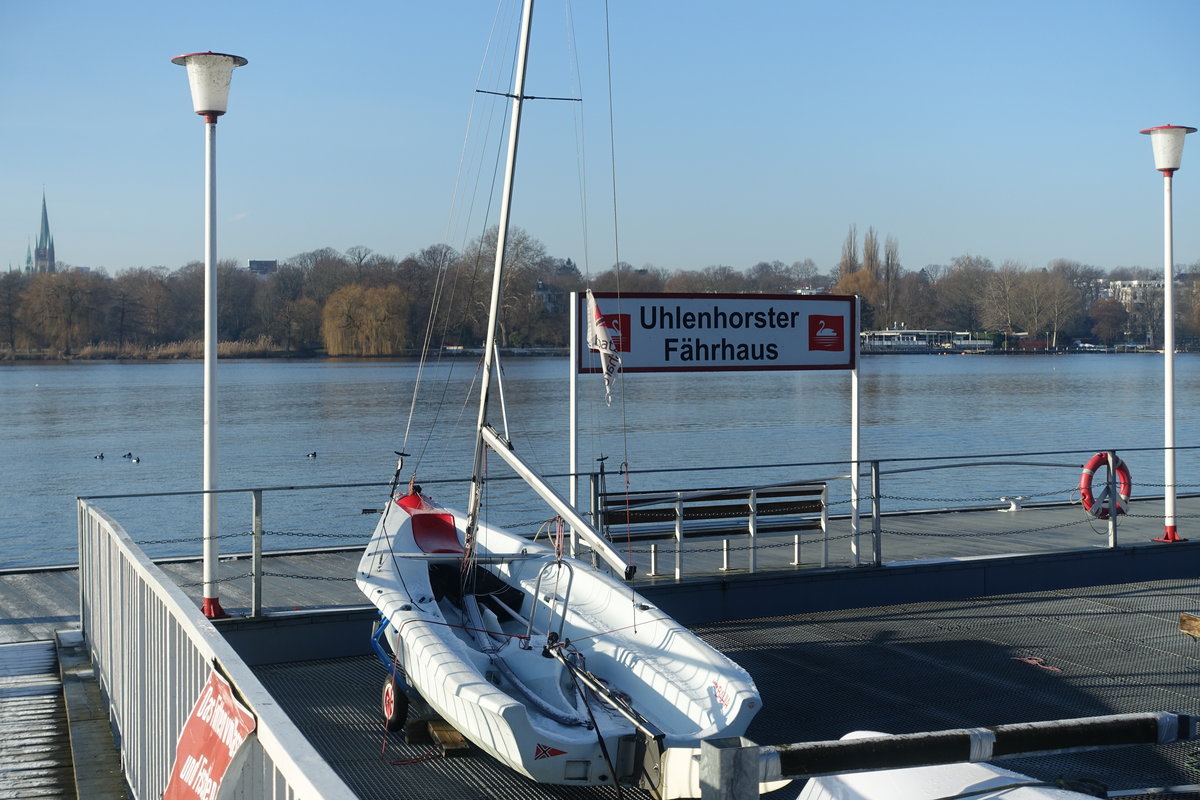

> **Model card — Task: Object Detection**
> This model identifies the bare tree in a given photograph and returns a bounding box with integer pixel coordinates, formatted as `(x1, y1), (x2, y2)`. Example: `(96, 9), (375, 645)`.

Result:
(591, 262), (668, 292)
(1089, 298), (1128, 345)
(1013, 269), (1052, 347)
(0, 271), (25, 352)
(983, 261), (1024, 344)
(790, 258), (819, 289)
(879, 236), (901, 325)
(935, 255), (994, 331)
(1049, 259), (1105, 315)
(862, 227), (880, 280)
(890, 271), (940, 329)
(746, 260), (798, 293)
(833, 269), (883, 329)
(837, 224), (859, 283)
(1040, 270), (1084, 349)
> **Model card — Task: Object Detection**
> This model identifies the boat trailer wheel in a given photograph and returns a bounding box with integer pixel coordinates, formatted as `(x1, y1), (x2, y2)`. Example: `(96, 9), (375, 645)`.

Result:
(382, 675), (409, 732)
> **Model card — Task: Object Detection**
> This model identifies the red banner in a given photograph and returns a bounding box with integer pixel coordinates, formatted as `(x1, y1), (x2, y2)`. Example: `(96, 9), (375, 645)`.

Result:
(164, 668), (257, 800)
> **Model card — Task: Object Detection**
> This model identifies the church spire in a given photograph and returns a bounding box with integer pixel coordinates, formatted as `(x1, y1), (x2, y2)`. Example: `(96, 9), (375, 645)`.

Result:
(34, 192), (55, 273)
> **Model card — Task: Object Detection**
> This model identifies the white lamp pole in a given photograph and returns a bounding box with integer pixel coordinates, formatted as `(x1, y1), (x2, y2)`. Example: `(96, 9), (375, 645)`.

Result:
(1140, 124), (1195, 544)
(173, 51), (247, 617)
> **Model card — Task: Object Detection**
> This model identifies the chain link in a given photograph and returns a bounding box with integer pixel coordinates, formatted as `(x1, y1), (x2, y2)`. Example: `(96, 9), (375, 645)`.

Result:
(175, 570), (356, 587)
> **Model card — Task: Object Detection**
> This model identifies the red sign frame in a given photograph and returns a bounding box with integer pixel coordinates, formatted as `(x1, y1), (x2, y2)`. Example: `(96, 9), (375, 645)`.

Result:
(576, 292), (857, 373)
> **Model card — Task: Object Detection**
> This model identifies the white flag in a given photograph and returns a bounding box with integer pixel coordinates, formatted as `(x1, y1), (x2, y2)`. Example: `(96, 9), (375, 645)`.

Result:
(586, 290), (621, 406)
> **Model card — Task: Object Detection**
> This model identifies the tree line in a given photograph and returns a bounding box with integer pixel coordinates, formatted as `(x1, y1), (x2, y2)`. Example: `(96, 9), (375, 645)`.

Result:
(3, 224), (1199, 359)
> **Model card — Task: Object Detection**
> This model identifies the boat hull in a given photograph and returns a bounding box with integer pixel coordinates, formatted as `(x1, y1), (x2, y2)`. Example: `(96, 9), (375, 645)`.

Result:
(357, 493), (761, 793)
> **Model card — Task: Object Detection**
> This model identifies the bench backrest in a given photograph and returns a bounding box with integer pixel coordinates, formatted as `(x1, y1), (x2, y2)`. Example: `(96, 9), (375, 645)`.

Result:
(598, 483), (826, 535)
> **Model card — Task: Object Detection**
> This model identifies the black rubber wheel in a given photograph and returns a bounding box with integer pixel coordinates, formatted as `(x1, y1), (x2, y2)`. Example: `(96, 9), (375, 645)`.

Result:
(382, 675), (409, 732)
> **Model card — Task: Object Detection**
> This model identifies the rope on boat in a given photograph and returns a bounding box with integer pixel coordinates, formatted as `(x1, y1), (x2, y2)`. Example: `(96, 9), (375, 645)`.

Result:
(550, 638), (626, 800)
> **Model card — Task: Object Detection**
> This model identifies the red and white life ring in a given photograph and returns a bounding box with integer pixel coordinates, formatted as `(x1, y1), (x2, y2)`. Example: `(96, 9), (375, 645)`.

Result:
(1079, 453), (1132, 519)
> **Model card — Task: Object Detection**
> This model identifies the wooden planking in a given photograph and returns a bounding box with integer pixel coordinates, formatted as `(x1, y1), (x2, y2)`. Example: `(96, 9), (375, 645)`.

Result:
(0, 641), (76, 799)
(0, 568), (81, 645)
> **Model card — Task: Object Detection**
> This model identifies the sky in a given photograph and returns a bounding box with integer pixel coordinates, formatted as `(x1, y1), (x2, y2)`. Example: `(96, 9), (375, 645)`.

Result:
(3, 0), (1200, 280)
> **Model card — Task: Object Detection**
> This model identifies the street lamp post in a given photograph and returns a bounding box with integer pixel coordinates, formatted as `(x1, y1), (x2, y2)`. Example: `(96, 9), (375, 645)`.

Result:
(1140, 124), (1195, 544)
(173, 51), (248, 618)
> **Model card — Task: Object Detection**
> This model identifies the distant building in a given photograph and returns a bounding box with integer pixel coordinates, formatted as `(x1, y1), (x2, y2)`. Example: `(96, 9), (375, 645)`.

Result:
(25, 193), (55, 273)
(535, 280), (562, 312)
(1107, 279), (1163, 315)
(246, 259), (278, 277)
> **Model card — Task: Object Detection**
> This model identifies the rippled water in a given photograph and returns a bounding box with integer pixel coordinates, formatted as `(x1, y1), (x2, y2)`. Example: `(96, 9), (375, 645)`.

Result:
(3, 353), (1198, 568)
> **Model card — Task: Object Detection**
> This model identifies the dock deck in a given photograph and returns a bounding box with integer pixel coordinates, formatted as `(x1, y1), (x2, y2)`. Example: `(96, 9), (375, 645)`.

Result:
(6, 497), (1200, 798)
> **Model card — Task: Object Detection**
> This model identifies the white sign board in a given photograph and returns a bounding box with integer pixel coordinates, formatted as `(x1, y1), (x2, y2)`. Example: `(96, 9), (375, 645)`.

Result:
(575, 292), (857, 373)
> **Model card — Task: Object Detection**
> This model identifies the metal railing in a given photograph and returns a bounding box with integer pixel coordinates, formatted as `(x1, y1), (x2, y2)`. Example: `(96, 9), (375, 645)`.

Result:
(589, 482), (831, 579)
(77, 499), (358, 800)
(75, 444), (1200, 615)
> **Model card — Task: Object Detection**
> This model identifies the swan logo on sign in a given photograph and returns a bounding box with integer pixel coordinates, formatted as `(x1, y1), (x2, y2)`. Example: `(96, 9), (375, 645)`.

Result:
(598, 312), (631, 352)
(808, 315), (844, 352)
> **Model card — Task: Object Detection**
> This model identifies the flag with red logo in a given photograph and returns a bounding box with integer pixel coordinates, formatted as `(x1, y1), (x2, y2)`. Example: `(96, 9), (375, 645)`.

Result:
(586, 289), (621, 406)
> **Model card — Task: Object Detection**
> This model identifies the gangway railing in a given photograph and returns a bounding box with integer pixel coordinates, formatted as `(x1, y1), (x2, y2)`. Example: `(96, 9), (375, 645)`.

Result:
(77, 499), (358, 800)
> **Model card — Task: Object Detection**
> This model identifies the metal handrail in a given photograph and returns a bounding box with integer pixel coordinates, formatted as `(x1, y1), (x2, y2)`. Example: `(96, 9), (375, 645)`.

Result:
(77, 500), (357, 800)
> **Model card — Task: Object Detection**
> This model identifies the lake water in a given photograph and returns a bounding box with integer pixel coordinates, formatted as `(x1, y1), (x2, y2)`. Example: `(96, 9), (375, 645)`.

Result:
(3, 354), (1199, 569)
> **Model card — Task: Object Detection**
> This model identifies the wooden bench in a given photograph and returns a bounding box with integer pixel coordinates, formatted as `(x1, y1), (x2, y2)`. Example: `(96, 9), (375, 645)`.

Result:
(596, 483), (827, 577)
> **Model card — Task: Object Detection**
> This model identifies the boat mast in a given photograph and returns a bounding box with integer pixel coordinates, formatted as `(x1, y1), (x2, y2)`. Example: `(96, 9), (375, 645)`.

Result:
(466, 0), (535, 542)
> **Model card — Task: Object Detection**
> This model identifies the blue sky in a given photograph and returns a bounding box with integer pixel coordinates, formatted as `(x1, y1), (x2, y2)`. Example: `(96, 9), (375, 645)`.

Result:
(3, 0), (1199, 279)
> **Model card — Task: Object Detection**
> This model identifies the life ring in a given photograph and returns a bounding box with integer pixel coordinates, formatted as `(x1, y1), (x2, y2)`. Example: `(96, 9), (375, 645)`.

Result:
(1079, 453), (1132, 519)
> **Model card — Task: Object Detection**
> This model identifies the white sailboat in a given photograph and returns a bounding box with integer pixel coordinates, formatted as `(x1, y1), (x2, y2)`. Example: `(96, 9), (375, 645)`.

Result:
(355, 2), (764, 796)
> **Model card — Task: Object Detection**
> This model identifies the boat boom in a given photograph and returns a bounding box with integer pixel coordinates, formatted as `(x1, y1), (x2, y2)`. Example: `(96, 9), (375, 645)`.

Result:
(480, 425), (634, 579)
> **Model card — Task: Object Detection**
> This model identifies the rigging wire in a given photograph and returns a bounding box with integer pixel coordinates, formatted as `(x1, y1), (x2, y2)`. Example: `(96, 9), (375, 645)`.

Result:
(402, 0), (518, 478)
(602, 0), (632, 476)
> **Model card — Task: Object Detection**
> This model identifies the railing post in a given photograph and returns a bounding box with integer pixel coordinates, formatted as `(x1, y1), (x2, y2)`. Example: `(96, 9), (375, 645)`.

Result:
(820, 483), (829, 569)
(583, 471), (599, 559)
(1106, 450), (1119, 548)
(650, 544), (659, 577)
(252, 489), (263, 618)
(792, 533), (801, 567)
(674, 494), (684, 581)
(871, 460), (882, 566)
(747, 488), (758, 574)
(720, 539), (731, 572)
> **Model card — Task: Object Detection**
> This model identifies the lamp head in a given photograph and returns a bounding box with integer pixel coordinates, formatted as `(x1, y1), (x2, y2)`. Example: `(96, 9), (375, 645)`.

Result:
(172, 52), (248, 122)
(1140, 125), (1197, 173)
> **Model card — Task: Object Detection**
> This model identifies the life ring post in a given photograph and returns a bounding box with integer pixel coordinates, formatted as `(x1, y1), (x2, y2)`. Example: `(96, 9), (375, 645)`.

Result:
(1079, 452), (1132, 521)
(1155, 525), (1187, 543)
